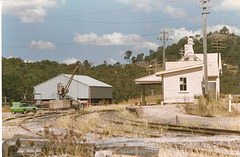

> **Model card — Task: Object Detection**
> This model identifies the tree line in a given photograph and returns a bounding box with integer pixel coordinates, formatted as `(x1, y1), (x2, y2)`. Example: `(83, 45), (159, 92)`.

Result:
(2, 58), (153, 103)
(2, 26), (240, 104)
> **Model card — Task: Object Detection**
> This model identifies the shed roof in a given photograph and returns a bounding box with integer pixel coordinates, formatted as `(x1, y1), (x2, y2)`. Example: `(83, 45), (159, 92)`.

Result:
(134, 74), (162, 85)
(63, 74), (112, 87)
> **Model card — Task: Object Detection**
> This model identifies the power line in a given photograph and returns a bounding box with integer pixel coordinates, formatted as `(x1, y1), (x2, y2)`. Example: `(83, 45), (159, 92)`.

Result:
(3, 0), (180, 18)
(3, 25), (203, 49)
(48, 0), (181, 18)
(46, 14), (200, 24)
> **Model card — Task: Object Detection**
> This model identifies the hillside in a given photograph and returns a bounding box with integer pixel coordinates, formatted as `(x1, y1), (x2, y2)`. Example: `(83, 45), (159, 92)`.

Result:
(2, 29), (240, 103)
(129, 31), (240, 94)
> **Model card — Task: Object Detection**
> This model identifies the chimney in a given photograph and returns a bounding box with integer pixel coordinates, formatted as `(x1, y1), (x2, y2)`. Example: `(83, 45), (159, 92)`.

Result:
(184, 37), (194, 56)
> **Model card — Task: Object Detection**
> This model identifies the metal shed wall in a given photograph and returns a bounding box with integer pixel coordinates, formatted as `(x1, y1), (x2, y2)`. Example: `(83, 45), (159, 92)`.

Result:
(67, 78), (89, 99)
(90, 87), (112, 99)
(34, 75), (90, 100)
(34, 75), (67, 100)
(34, 74), (113, 101)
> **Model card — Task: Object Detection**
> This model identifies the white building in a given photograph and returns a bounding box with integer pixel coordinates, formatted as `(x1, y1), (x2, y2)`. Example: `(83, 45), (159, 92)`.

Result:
(135, 37), (222, 104)
(34, 74), (113, 104)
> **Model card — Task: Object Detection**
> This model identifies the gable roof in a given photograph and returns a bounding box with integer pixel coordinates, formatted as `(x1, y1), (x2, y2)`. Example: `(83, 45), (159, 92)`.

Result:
(63, 74), (112, 87)
(156, 64), (203, 76)
(173, 53), (221, 77)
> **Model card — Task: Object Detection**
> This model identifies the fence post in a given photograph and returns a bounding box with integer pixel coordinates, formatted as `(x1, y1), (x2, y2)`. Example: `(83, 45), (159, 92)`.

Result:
(229, 94), (232, 112)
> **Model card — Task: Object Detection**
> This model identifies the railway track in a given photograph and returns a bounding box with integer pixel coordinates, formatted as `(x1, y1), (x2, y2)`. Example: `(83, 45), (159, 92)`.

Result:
(4, 109), (240, 137)
(101, 111), (240, 136)
(3, 108), (240, 156)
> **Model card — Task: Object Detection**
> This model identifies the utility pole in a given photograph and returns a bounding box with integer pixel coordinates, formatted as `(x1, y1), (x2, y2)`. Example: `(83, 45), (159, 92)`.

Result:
(198, 0), (213, 98)
(157, 30), (171, 70)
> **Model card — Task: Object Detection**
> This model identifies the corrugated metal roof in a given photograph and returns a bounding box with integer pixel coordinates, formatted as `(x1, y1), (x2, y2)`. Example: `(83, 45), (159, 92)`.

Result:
(63, 74), (112, 87)
(134, 74), (162, 85)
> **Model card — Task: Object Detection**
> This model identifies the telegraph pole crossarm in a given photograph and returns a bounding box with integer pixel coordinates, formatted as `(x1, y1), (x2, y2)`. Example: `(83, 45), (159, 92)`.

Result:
(157, 30), (172, 70)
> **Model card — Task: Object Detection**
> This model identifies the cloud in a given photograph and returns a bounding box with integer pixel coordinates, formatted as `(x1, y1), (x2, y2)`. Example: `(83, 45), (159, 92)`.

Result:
(116, 0), (162, 13)
(116, 0), (190, 18)
(116, 50), (125, 56)
(162, 5), (188, 18)
(132, 42), (158, 51)
(107, 58), (118, 64)
(208, 24), (240, 35)
(30, 40), (56, 50)
(24, 59), (35, 63)
(216, 0), (240, 12)
(168, 24), (240, 43)
(62, 58), (81, 65)
(74, 32), (159, 51)
(169, 27), (202, 43)
(62, 0), (66, 4)
(2, 0), (57, 23)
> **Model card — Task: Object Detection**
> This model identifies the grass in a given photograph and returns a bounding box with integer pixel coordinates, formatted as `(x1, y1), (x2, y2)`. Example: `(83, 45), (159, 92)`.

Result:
(209, 117), (240, 130)
(85, 104), (127, 112)
(127, 94), (163, 105)
(116, 110), (138, 121)
(156, 142), (240, 157)
(9, 103), (239, 156)
(54, 105), (164, 138)
(184, 97), (240, 117)
(2, 105), (11, 112)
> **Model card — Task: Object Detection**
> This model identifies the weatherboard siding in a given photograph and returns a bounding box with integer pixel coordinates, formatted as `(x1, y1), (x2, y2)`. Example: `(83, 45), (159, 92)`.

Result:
(163, 67), (203, 103)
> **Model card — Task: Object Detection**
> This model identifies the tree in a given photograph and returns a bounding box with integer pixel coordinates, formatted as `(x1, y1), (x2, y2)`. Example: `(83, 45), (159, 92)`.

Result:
(136, 53), (144, 62)
(220, 26), (229, 34)
(124, 50), (132, 63)
(131, 56), (137, 63)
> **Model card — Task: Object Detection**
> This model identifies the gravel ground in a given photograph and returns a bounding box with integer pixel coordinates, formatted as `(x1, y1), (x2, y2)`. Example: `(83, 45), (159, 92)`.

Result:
(136, 104), (240, 130)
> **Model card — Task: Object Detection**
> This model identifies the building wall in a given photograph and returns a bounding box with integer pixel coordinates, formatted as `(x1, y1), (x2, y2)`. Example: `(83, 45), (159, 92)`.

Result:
(34, 74), (113, 103)
(90, 87), (113, 99)
(34, 75), (69, 100)
(34, 75), (90, 100)
(67, 79), (89, 99)
(163, 67), (203, 103)
(208, 76), (220, 98)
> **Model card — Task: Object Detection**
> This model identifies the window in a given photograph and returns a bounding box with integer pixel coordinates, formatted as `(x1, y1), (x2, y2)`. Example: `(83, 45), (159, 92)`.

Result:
(180, 77), (187, 91)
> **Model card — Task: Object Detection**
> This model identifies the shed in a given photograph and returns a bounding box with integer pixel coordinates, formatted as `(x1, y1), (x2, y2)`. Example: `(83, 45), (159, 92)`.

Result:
(34, 74), (112, 104)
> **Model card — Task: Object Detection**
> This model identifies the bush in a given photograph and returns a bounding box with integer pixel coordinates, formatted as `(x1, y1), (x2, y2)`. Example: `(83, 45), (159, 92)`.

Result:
(156, 99), (163, 104)
(98, 99), (110, 105)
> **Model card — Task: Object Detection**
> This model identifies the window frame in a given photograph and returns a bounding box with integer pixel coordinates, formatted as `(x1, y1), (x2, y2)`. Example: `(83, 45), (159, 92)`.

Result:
(179, 77), (188, 92)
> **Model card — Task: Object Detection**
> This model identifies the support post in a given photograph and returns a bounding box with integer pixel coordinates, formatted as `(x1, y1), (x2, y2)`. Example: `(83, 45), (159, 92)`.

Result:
(141, 86), (146, 106)
(229, 94), (232, 112)
(202, 0), (209, 98)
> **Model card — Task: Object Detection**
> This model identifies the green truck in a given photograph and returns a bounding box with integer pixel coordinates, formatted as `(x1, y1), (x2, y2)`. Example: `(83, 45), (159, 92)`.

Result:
(10, 102), (38, 114)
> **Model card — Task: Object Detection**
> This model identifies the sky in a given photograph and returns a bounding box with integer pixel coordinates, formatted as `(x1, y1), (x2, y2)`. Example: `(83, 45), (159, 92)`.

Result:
(2, 0), (240, 65)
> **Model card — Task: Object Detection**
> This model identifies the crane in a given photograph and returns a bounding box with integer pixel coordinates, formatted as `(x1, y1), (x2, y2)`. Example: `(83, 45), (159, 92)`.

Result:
(57, 65), (79, 100)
